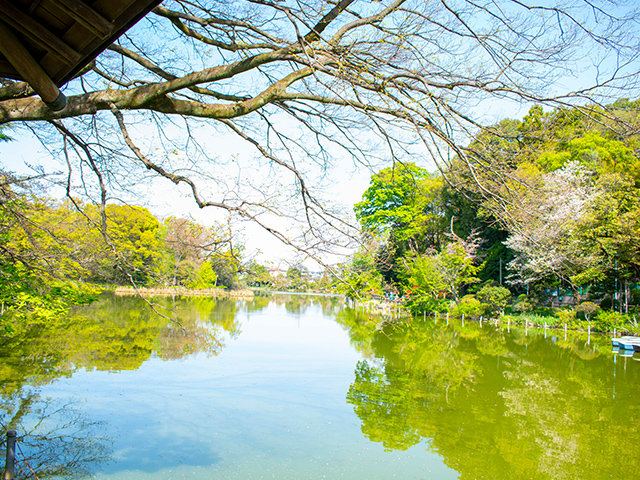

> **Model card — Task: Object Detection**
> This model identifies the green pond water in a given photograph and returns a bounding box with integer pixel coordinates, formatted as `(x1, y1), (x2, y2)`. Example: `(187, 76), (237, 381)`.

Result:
(0, 292), (638, 480)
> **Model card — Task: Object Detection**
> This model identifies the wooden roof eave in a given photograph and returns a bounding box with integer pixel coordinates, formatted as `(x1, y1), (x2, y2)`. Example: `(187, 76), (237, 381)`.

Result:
(0, 0), (163, 112)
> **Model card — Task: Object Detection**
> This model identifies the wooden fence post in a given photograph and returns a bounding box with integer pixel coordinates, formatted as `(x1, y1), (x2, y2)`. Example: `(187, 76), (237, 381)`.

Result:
(4, 430), (16, 480)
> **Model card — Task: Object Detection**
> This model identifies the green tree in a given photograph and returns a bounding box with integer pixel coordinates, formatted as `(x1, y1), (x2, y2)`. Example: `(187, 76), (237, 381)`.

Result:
(285, 264), (311, 291)
(82, 204), (161, 284)
(574, 173), (640, 311)
(209, 249), (242, 290)
(475, 285), (511, 318)
(512, 294), (533, 314)
(354, 163), (445, 250)
(334, 250), (385, 300)
(576, 301), (599, 323)
(402, 239), (482, 313)
(154, 216), (228, 287)
(462, 102), (640, 303)
(436, 242), (482, 304)
(453, 295), (484, 319)
(0, 174), (98, 333)
(242, 261), (272, 287)
(402, 253), (448, 313)
(187, 261), (218, 289)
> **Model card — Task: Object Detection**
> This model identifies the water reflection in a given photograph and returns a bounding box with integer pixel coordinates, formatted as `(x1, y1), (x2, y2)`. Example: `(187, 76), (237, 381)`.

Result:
(0, 293), (243, 479)
(1, 295), (638, 480)
(337, 311), (640, 479)
(266, 292), (344, 316)
(1, 391), (111, 479)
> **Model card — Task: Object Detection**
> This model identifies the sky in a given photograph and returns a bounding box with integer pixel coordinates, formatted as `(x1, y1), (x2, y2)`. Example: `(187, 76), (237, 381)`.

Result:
(0, 122), (375, 270)
(2, 0), (638, 270)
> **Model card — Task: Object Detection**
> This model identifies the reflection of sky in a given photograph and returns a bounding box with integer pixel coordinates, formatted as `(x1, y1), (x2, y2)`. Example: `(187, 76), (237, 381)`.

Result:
(39, 300), (456, 480)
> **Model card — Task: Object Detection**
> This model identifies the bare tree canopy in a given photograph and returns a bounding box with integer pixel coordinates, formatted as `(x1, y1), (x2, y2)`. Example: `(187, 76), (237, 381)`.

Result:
(1, 0), (639, 260)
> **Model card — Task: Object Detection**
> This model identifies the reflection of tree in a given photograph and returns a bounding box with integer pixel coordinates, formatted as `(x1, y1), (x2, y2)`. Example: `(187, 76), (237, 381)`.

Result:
(346, 321), (479, 451)
(333, 308), (381, 358)
(56, 294), (233, 369)
(284, 295), (315, 315)
(385, 323), (478, 394)
(0, 292), (247, 479)
(265, 293), (343, 318)
(1, 392), (111, 480)
(245, 294), (271, 313)
(347, 360), (421, 451)
(318, 296), (344, 317)
(345, 320), (640, 479)
(0, 293), (241, 396)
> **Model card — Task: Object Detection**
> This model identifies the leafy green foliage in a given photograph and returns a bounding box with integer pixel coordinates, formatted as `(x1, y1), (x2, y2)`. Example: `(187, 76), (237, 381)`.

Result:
(354, 163), (444, 244)
(0, 124), (10, 142)
(401, 240), (482, 314)
(209, 250), (241, 289)
(576, 302), (600, 323)
(187, 261), (218, 289)
(334, 251), (384, 300)
(475, 285), (511, 317)
(0, 262), (99, 337)
(594, 310), (627, 330)
(153, 216), (228, 287)
(460, 101), (640, 307)
(402, 254), (448, 313)
(555, 308), (577, 326)
(512, 294), (533, 314)
(0, 174), (241, 328)
(242, 261), (272, 286)
(451, 295), (484, 319)
(575, 173), (640, 284)
(0, 175), (101, 334)
(81, 204), (161, 284)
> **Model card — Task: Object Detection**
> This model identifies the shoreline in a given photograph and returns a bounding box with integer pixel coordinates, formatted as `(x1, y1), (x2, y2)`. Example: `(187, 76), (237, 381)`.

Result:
(113, 286), (254, 298)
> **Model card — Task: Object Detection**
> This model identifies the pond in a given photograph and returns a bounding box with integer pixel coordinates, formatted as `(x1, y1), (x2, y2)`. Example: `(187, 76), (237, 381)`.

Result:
(0, 293), (638, 479)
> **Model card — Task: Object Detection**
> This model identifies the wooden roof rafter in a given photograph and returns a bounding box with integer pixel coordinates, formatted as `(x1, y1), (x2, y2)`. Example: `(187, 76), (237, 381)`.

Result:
(0, 0), (162, 111)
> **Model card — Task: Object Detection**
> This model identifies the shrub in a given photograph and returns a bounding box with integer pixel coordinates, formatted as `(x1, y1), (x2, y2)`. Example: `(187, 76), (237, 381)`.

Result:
(512, 294), (533, 314)
(555, 308), (577, 326)
(405, 291), (447, 315)
(476, 285), (511, 317)
(594, 310), (627, 331)
(576, 301), (599, 322)
(451, 295), (484, 319)
(534, 306), (553, 317)
(599, 296), (613, 311)
(187, 262), (218, 289)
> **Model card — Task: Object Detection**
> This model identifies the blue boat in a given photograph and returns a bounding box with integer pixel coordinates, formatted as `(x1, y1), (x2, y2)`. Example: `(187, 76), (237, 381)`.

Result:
(612, 336), (640, 347)
(618, 338), (640, 351)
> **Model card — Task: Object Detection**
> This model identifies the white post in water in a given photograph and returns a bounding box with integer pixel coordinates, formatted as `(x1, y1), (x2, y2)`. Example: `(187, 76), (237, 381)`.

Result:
(446, 312), (449, 325)
(525, 320), (528, 336)
(544, 322), (547, 338)
(423, 310), (426, 321)
(588, 324), (591, 345)
(614, 327), (617, 338)
(479, 316), (482, 327)
(508, 317), (510, 333)
(564, 323), (567, 341)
